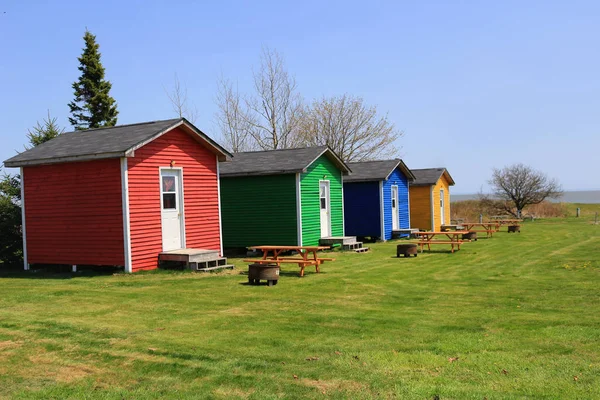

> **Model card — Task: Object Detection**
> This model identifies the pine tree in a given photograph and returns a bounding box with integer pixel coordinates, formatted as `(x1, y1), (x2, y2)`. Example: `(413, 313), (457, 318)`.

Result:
(26, 111), (64, 148)
(68, 30), (118, 130)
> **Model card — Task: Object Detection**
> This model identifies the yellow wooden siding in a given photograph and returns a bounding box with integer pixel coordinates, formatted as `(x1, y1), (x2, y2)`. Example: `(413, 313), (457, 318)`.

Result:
(431, 176), (451, 231)
(409, 186), (432, 231)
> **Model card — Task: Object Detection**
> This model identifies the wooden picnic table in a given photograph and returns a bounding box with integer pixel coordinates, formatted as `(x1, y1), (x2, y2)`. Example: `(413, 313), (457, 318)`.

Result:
(460, 222), (500, 238)
(245, 245), (334, 277)
(411, 231), (469, 253)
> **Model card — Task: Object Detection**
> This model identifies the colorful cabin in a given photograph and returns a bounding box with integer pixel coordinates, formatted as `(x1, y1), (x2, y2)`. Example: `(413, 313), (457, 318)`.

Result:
(4, 119), (231, 272)
(219, 146), (351, 248)
(343, 159), (415, 240)
(409, 168), (455, 231)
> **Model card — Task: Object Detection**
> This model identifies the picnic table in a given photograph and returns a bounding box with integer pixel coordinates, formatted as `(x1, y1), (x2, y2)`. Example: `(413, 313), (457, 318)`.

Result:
(411, 231), (469, 253)
(460, 222), (500, 238)
(486, 219), (523, 232)
(244, 245), (334, 277)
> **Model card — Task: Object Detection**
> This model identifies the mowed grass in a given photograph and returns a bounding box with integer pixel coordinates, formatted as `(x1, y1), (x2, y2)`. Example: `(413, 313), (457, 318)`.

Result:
(1, 213), (600, 399)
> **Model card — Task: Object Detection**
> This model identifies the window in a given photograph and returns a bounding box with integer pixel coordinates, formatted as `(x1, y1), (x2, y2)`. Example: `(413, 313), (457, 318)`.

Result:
(162, 176), (177, 210)
(319, 185), (327, 210)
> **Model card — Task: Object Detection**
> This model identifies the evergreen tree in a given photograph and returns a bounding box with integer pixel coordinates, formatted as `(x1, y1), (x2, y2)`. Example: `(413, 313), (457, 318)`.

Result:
(26, 110), (64, 148)
(68, 30), (118, 130)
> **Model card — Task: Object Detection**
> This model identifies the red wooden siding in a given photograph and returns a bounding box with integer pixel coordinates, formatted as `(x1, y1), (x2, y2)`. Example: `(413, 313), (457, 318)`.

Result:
(127, 127), (221, 271)
(23, 159), (125, 266)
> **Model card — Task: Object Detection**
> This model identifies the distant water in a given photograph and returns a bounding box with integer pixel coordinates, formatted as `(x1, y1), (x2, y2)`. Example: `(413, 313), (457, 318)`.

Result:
(452, 190), (600, 204)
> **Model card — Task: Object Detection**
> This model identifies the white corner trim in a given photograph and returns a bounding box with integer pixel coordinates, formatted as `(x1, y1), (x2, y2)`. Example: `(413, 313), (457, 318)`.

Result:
(407, 181), (411, 229)
(120, 158), (133, 273)
(20, 167), (29, 270)
(216, 156), (224, 256)
(340, 170), (345, 236)
(296, 173), (303, 246)
(379, 181), (385, 241)
(430, 185), (435, 231)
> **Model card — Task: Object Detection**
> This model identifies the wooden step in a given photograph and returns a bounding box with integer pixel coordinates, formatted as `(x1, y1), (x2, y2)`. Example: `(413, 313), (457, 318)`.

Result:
(320, 236), (358, 246)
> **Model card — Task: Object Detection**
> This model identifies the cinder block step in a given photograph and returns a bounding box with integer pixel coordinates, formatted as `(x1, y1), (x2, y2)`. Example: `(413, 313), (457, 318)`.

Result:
(196, 264), (235, 272)
(354, 247), (369, 253)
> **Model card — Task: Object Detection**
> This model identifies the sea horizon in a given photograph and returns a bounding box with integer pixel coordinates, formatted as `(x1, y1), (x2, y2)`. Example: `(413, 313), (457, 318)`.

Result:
(452, 190), (600, 204)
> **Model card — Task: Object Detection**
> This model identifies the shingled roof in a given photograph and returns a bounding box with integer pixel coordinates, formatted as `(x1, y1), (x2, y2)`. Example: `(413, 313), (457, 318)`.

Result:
(411, 168), (455, 186)
(3, 118), (231, 167)
(219, 146), (351, 177)
(344, 159), (415, 183)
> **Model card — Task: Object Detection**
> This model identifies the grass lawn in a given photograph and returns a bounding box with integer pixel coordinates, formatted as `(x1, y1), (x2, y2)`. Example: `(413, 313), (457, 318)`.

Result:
(1, 213), (600, 399)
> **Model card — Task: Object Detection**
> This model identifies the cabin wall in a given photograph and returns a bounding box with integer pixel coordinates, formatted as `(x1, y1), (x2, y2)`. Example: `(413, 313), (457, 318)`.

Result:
(220, 174), (298, 248)
(409, 185), (432, 231)
(343, 182), (381, 238)
(127, 127), (221, 271)
(383, 168), (410, 240)
(23, 159), (124, 266)
(300, 155), (344, 245)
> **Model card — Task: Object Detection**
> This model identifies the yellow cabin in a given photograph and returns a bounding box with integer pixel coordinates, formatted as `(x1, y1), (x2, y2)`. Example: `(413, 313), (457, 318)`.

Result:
(409, 168), (455, 231)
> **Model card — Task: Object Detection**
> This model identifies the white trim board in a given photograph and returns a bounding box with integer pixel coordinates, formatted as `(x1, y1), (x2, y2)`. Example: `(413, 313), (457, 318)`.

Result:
(296, 173), (303, 246)
(216, 156), (224, 256)
(120, 158), (132, 273)
(20, 167), (29, 270)
(379, 181), (385, 241)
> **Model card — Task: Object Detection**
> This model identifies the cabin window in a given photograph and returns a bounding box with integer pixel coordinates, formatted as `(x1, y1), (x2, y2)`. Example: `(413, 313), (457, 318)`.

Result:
(320, 186), (327, 210)
(391, 188), (397, 208)
(162, 176), (177, 209)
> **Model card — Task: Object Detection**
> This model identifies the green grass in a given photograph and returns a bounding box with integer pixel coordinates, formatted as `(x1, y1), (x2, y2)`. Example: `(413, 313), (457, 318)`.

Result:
(1, 216), (600, 399)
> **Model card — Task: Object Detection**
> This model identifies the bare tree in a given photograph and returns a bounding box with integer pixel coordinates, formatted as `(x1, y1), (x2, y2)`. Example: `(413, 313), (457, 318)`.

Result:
(483, 163), (563, 217)
(215, 47), (303, 151)
(298, 94), (401, 162)
(165, 74), (198, 123)
(215, 77), (255, 153)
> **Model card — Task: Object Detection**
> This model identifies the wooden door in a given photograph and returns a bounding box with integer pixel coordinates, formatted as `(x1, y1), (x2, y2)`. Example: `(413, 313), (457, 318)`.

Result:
(160, 169), (184, 251)
(319, 180), (331, 237)
(391, 185), (399, 230)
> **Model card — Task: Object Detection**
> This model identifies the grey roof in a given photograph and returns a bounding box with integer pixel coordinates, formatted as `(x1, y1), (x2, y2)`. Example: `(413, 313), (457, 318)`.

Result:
(344, 159), (415, 183)
(4, 118), (232, 167)
(411, 168), (455, 186)
(219, 146), (351, 177)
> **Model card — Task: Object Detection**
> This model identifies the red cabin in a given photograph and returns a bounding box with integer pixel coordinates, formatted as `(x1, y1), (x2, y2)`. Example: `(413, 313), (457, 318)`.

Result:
(4, 119), (231, 272)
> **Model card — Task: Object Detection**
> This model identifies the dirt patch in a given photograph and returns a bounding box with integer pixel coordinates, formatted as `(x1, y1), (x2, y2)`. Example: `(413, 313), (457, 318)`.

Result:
(301, 378), (366, 394)
(218, 307), (251, 316)
(0, 340), (23, 350)
(212, 386), (255, 398)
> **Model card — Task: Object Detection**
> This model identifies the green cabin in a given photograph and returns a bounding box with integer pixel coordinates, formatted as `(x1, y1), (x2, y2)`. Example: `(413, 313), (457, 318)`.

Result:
(219, 146), (351, 248)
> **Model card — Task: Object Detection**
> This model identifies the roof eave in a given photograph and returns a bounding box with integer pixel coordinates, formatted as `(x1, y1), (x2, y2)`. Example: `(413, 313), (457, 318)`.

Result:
(3, 151), (128, 168)
(306, 147), (352, 175)
(383, 160), (416, 182)
(219, 169), (303, 178)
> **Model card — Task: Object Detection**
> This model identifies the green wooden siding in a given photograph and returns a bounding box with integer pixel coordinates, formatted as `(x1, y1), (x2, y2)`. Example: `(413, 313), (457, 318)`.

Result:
(220, 174), (298, 248)
(300, 155), (344, 245)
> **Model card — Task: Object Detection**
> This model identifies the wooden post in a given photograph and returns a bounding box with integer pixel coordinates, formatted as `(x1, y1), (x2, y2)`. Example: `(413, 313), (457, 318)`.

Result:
(596, 212), (598, 224)
(576, 208), (580, 217)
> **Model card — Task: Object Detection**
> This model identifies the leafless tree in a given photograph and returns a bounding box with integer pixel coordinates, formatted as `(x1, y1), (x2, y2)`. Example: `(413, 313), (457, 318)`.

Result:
(297, 94), (401, 162)
(165, 74), (198, 123)
(215, 47), (303, 151)
(215, 77), (255, 153)
(482, 163), (563, 217)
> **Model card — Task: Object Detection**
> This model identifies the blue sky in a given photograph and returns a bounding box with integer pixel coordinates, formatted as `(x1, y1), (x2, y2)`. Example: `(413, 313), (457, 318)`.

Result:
(1, 0), (598, 193)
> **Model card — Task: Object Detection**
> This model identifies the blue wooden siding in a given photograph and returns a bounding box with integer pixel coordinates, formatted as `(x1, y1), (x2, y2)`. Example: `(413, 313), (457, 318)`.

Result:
(343, 181), (381, 238)
(382, 168), (410, 240)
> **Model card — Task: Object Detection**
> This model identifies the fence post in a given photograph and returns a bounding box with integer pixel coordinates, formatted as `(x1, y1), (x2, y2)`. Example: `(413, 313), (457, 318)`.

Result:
(596, 212), (598, 224)
(576, 207), (580, 217)
(479, 214), (483, 223)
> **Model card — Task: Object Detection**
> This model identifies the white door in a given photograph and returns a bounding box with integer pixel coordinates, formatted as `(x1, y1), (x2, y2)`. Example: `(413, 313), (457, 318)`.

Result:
(161, 169), (184, 251)
(440, 189), (445, 226)
(391, 185), (399, 230)
(319, 181), (331, 237)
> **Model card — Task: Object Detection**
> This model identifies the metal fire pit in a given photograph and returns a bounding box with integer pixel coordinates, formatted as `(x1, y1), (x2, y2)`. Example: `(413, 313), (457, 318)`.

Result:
(396, 243), (418, 258)
(248, 263), (280, 286)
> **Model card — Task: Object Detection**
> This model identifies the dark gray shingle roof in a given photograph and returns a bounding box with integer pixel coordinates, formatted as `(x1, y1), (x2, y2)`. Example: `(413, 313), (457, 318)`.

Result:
(4, 118), (231, 167)
(411, 168), (455, 186)
(219, 146), (351, 177)
(344, 159), (415, 183)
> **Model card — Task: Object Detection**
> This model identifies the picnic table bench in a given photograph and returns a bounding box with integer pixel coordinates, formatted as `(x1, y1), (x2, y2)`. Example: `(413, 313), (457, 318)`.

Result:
(410, 231), (470, 253)
(244, 245), (334, 277)
(460, 222), (500, 238)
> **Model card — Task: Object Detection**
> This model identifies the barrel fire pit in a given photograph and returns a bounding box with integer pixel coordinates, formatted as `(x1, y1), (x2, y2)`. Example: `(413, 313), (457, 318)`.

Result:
(462, 232), (477, 241)
(248, 263), (280, 286)
(396, 243), (418, 258)
(508, 225), (521, 233)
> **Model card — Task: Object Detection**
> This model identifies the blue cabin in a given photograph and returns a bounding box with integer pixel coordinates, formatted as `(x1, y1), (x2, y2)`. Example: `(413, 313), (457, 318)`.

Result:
(343, 159), (415, 240)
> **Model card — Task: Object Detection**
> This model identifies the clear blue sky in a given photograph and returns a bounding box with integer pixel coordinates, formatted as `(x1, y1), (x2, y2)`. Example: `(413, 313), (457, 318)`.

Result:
(1, 0), (598, 193)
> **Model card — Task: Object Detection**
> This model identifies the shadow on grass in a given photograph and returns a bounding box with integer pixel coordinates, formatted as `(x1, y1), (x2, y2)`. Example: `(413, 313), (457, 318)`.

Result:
(0, 264), (122, 280)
